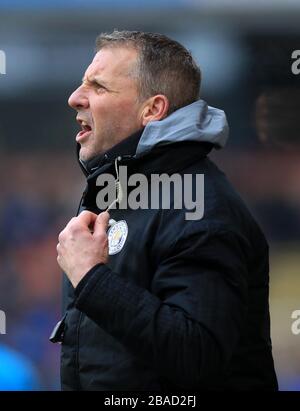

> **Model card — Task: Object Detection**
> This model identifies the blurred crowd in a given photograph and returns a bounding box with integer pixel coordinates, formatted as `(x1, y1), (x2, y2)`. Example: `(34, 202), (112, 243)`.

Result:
(0, 153), (83, 389)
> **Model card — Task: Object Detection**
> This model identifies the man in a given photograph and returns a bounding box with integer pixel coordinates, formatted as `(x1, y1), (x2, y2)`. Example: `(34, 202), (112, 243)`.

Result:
(52, 31), (278, 391)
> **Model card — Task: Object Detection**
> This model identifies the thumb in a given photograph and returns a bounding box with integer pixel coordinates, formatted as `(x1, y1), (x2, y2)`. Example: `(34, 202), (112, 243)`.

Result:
(93, 211), (110, 236)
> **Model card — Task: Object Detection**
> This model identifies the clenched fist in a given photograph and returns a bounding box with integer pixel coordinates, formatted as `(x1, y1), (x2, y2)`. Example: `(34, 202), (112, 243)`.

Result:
(57, 210), (110, 288)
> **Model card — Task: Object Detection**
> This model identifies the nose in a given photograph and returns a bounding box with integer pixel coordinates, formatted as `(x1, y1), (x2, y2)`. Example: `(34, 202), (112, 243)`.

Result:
(68, 85), (89, 110)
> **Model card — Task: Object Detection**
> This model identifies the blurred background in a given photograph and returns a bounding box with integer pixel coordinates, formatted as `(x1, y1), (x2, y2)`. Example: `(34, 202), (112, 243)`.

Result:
(0, 0), (299, 391)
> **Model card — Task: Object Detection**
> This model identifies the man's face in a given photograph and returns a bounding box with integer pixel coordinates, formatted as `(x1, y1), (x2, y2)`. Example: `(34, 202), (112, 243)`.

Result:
(68, 47), (143, 161)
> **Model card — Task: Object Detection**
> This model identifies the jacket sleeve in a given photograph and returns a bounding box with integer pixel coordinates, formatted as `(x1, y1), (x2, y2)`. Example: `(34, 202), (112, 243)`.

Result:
(74, 226), (250, 389)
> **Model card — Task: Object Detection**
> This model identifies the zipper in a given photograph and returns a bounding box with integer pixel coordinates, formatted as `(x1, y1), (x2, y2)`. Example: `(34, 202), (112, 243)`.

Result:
(107, 156), (123, 211)
(76, 182), (90, 216)
(73, 154), (134, 390)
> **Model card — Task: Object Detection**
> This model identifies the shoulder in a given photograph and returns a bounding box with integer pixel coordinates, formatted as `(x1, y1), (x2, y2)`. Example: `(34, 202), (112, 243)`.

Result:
(151, 158), (268, 265)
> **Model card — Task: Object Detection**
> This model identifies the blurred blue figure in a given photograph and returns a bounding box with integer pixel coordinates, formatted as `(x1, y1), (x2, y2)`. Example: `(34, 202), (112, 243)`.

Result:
(0, 344), (40, 390)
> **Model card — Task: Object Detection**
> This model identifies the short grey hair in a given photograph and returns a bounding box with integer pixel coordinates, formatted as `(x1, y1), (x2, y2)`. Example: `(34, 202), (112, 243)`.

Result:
(95, 30), (201, 115)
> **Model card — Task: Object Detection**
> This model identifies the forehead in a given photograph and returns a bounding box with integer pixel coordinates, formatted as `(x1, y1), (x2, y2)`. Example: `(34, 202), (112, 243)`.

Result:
(85, 46), (138, 80)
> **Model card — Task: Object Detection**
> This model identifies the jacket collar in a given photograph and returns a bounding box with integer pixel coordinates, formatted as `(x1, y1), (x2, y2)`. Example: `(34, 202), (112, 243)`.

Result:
(79, 140), (214, 213)
(77, 128), (144, 177)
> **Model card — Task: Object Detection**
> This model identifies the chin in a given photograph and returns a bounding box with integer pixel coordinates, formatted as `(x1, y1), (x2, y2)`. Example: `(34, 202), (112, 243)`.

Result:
(79, 147), (92, 162)
(79, 146), (103, 162)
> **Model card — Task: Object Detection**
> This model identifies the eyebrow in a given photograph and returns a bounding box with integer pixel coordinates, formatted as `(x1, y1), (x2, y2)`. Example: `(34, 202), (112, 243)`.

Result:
(82, 76), (109, 88)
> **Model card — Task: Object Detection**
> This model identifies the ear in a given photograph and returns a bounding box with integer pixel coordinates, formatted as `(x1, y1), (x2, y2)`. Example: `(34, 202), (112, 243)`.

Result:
(140, 95), (169, 126)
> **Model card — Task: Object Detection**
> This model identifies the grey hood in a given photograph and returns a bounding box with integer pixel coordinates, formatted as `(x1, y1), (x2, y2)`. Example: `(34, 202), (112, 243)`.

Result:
(136, 99), (229, 157)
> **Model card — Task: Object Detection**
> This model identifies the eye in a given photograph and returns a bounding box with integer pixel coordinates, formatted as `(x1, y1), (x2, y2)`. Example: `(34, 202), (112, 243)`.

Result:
(94, 83), (107, 93)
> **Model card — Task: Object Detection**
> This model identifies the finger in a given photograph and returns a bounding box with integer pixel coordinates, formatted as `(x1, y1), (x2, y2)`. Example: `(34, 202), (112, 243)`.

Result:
(58, 231), (64, 243)
(64, 217), (77, 231)
(77, 210), (98, 228)
(94, 211), (110, 235)
(57, 254), (63, 269)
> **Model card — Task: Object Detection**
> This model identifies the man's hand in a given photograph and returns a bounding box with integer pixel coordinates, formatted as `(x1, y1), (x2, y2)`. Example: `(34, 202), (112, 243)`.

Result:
(57, 210), (110, 288)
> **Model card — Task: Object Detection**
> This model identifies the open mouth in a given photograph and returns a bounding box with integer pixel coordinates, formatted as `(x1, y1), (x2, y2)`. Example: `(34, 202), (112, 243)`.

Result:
(76, 119), (92, 142)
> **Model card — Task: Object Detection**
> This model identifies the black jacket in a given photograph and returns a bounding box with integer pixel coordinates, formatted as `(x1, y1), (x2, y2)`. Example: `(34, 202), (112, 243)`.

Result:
(56, 101), (278, 390)
(52, 100), (277, 390)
